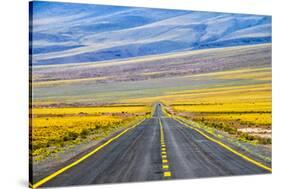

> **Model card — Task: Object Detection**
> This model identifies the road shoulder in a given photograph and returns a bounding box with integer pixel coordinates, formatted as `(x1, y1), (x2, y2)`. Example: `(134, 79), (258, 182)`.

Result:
(32, 118), (147, 184)
(174, 116), (272, 168)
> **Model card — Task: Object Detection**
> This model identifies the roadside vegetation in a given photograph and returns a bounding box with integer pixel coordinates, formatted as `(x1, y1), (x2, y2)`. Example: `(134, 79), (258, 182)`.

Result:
(30, 106), (151, 161)
(166, 80), (271, 145)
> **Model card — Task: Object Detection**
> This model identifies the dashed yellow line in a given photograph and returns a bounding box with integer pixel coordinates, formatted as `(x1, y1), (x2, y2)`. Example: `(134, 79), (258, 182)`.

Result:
(175, 117), (272, 172)
(164, 171), (171, 177)
(159, 118), (172, 178)
(31, 119), (145, 189)
(162, 159), (168, 164)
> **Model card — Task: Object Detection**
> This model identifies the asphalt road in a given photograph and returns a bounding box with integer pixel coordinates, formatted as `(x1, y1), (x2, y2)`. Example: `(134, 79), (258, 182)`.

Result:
(36, 104), (269, 188)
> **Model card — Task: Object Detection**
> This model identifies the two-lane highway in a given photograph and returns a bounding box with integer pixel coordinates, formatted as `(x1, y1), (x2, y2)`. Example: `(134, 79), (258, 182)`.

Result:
(32, 104), (270, 188)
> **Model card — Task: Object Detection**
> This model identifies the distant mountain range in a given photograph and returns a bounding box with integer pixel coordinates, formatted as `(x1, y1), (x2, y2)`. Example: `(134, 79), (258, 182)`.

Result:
(30, 1), (272, 65)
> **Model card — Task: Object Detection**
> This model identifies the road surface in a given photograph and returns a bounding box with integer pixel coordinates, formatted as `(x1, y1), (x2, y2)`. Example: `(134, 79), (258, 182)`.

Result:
(34, 104), (269, 188)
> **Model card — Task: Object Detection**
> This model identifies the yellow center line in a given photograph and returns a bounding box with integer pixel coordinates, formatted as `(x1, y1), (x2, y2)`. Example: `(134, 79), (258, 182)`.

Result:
(162, 159), (168, 164)
(164, 171), (171, 177)
(31, 119), (146, 189)
(159, 118), (172, 178)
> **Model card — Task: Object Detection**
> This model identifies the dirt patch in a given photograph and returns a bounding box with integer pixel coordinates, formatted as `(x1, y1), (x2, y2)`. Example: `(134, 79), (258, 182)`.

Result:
(238, 128), (271, 139)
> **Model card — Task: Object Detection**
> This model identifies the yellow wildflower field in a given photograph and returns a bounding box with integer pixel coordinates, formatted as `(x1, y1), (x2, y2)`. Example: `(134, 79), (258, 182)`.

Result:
(170, 82), (272, 128)
(32, 106), (150, 115)
(31, 106), (151, 160)
(202, 113), (271, 125)
(172, 102), (271, 113)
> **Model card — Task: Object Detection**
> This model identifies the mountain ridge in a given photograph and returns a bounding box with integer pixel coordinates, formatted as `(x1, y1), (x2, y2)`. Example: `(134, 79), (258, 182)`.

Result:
(31, 1), (272, 65)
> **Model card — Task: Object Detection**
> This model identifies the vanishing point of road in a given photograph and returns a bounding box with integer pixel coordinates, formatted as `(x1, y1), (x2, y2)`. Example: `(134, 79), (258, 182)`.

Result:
(32, 104), (270, 188)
